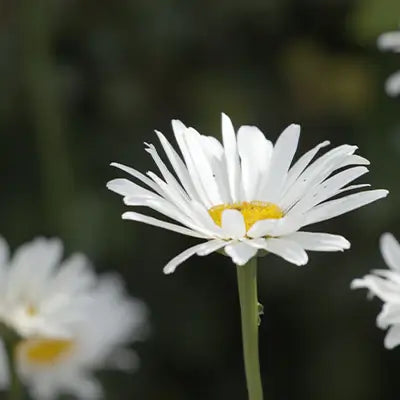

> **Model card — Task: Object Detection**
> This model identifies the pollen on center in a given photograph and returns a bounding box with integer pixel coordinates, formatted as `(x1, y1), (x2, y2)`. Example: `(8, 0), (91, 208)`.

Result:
(208, 201), (284, 231)
(18, 338), (75, 366)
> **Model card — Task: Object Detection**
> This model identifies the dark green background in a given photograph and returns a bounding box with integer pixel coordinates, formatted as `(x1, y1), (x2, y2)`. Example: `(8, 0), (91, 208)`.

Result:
(0, 0), (400, 399)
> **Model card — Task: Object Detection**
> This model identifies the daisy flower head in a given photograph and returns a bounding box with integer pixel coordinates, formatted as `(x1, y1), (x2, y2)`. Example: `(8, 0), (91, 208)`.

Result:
(351, 233), (400, 350)
(0, 236), (147, 399)
(378, 27), (400, 96)
(107, 113), (388, 274)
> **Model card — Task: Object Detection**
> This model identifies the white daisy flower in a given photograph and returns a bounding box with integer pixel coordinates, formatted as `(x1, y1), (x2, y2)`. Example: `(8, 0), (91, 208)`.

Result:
(378, 28), (400, 96)
(107, 113), (388, 274)
(0, 236), (147, 399)
(351, 233), (400, 350)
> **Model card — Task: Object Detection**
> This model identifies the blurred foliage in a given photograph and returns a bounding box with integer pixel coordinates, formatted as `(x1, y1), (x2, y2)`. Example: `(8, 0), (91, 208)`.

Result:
(0, 0), (400, 399)
(350, 0), (400, 43)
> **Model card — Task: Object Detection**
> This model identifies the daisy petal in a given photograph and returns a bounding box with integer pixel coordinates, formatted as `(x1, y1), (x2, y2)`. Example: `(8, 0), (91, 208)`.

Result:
(247, 215), (304, 238)
(380, 233), (400, 271)
(351, 275), (400, 303)
(110, 162), (163, 195)
(304, 189), (389, 226)
(263, 237), (308, 266)
(336, 183), (370, 195)
(196, 239), (228, 256)
(385, 71), (400, 97)
(145, 143), (189, 200)
(47, 253), (96, 297)
(377, 31), (400, 51)
(284, 232), (350, 251)
(280, 144), (359, 211)
(184, 128), (222, 204)
(124, 197), (216, 237)
(289, 166), (369, 214)
(107, 178), (156, 199)
(224, 242), (258, 266)
(7, 238), (63, 302)
(247, 219), (278, 238)
(283, 140), (330, 193)
(222, 113), (241, 202)
(372, 269), (400, 285)
(172, 119), (212, 206)
(155, 130), (199, 201)
(122, 211), (209, 239)
(200, 135), (231, 204)
(261, 124), (300, 203)
(163, 242), (210, 274)
(221, 209), (246, 239)
(237, 125), (272, 200)
(377, 303), (400, 329)
(384, 325), (400, 349)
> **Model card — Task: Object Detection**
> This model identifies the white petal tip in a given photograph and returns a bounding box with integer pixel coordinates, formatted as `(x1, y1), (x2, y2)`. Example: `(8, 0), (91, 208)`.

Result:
(376, 189), (390, 199)
(386, 90), (400, 98)
(384, 337), (399, 350)
(163, 266), (175, 275)
(381, 232), (394, 242)
(377, 38), (385, 50)
(343, 240), (351, 250)
(171, 119), (186, 129)
(294, 252), (309, 266)
(121, 212), (132, 220)
(282, 123), (301, 137)
(106, 179), (129, 196)
(233, 257), (253, 266)
(350, 279), (364, 289)
(287, 254), (308, 267)
(221, 112), (233, 124)
(384, 344), (396, 350)
(370, 189), (390, 200)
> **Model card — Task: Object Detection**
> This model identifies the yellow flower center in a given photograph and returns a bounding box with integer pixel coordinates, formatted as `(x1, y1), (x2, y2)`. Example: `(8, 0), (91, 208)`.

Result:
(26, 305), (38, 317)
(208, 201), (284, 231)
(17, 338), (75, 366)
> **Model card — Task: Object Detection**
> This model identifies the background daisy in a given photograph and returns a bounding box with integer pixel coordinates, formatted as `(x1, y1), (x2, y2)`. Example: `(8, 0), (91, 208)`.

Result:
(0, 237), (147, 400)
(378, 27), (400, 96)
(352, 233), (400, 349)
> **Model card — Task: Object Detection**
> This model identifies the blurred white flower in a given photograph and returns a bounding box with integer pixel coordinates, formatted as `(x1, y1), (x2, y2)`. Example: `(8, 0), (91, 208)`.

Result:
(351, 233), (400, 349)
(0, 237), (147, 399)
(108, 113), (387, 273)
(378, 28), (400, 96)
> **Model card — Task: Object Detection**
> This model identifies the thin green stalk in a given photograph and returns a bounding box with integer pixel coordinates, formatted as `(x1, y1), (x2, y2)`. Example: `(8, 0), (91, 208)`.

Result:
(4, 341), (22, 400)
(0, 323), (23, 400)
(236, 257), (264, 400)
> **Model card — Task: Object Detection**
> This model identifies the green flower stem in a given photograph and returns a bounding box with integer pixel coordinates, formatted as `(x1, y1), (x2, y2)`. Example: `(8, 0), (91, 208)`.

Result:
(5, 342), (22, 400)
(0, 323), (23, 400)
(236, 257), (264, 400)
